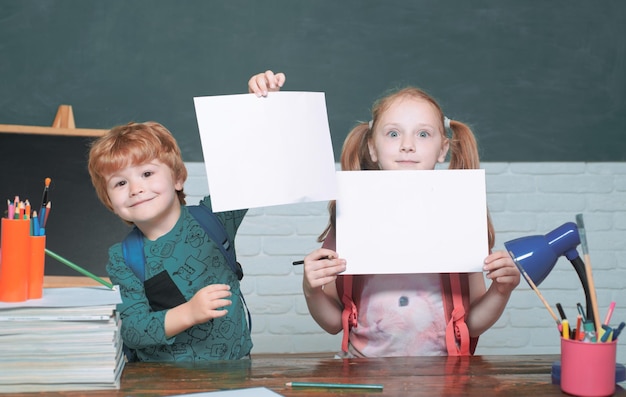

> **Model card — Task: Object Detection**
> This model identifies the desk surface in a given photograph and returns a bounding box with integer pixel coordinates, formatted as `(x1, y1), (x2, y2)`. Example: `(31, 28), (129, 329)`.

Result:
(4, 354), (625, 396)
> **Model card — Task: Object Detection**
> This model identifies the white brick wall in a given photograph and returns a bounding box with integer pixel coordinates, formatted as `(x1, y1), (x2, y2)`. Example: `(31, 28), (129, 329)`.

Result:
(185, 162), (626, 364)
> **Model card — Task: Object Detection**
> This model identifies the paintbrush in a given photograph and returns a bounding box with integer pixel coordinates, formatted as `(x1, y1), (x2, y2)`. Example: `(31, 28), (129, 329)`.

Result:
(575, 213), (601, 336)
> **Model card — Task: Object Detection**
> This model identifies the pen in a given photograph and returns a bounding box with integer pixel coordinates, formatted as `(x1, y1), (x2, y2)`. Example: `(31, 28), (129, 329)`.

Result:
(286, 381), (383, 390)
(576, 303), (587, 323)
(575, 314), (583, 341)
(293, 256), (332, 266)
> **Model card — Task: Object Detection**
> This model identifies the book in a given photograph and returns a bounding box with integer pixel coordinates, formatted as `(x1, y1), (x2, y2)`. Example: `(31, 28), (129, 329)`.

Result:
(0, 286), (125, 392)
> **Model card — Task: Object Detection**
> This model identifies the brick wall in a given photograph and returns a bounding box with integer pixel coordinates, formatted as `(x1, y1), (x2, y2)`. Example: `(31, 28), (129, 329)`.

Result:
(185, 162), (626, 364)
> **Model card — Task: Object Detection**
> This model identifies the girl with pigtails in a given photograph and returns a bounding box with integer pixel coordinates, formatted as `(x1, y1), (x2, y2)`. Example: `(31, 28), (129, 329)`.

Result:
(249, 71), (520, 357)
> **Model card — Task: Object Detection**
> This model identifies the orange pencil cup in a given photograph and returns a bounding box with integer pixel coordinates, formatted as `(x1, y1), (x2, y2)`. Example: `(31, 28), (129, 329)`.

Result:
(0, 218), (31, 302)
(561, 337), (617, 397)
(28, 235), (46, 299)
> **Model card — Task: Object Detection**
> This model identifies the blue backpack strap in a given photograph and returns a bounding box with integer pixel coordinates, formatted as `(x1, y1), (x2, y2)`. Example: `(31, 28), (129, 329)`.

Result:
(121, 226), (146, 282)
(188, 205), (243, 280)
(188, 205), (251, 331)
(121, 205), (250, 331)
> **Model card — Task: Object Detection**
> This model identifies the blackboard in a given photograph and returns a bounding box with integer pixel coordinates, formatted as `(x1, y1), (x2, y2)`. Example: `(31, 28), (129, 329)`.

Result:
(1, 0), (625, 163)
(1, 1), (625, 276)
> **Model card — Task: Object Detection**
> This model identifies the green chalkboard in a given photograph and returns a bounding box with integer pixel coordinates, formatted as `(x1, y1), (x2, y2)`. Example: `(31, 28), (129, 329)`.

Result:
(1, 0), (625, 163)
(1, 1), (625, 276)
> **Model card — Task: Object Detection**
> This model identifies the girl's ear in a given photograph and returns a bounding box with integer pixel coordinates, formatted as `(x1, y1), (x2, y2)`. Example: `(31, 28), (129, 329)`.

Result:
(438, 139), (450, 163)
(367, 140), (378, 163)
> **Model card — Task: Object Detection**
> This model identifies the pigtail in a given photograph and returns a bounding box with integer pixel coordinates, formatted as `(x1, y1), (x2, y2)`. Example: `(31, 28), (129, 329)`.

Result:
(447, 119), (495, 251)
(317, 122), (377, 243)
(447, 120), (480, 171)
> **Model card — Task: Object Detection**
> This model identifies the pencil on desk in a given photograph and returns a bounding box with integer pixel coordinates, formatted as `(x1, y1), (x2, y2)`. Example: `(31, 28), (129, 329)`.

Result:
(286, 381), (383, 390)
(44, 248), (114, 289)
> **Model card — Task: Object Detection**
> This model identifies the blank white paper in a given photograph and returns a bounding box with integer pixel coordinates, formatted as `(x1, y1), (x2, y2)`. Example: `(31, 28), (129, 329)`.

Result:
(193, 92), (337, 212)
(336, 169), (488, 274)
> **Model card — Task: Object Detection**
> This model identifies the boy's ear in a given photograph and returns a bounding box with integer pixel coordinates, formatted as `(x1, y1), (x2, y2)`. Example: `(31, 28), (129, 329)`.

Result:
(174, 178), (184, 191)
(438, 139), (450, 163)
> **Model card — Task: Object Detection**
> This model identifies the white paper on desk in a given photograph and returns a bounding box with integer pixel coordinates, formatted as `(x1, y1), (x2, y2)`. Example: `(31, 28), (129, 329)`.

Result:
(167, 387), (284, 396)
(193, 92), (337, 212)
(337, 169), (488, 274)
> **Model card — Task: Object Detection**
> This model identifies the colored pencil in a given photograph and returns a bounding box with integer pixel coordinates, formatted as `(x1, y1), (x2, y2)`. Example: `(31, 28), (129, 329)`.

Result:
(45, 249), (114, 289)
(286, 381), (383, 390)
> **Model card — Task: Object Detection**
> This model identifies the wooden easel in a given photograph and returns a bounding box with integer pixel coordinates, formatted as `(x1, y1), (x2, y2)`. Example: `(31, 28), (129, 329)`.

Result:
(0, 105), (108, 137)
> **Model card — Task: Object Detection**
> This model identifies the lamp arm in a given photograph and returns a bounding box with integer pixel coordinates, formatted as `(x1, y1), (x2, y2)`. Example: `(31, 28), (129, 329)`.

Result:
(569, 256), (594, 325)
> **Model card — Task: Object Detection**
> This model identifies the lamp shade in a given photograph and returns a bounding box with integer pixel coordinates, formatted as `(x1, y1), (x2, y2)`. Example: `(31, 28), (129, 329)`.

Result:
(504, 222), (581, 286)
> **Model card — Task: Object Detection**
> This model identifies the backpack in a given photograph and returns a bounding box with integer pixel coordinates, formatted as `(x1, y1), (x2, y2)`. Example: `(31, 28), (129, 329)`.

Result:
(340, 272), (478, 356)
(122, 205), (243, 282)
(121, 205), (250, 361)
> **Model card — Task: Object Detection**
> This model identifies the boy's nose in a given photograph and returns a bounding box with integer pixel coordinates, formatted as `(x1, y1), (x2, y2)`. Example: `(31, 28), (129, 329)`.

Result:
(129, 182), (144, 196)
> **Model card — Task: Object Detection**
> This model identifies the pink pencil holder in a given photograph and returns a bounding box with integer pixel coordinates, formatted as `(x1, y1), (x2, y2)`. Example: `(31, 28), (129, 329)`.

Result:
(561, 337), (617, 397)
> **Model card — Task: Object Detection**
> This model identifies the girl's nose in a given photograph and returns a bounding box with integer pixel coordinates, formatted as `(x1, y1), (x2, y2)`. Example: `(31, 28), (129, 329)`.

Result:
(400, 137), (415, 152)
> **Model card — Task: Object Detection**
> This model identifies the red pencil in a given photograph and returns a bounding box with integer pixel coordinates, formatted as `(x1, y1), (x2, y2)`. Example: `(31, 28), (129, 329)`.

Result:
(575, 314), (583, 341)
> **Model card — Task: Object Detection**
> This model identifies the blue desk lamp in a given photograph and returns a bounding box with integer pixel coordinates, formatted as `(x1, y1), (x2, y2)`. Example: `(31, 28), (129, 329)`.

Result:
(504, 222), (594, 324)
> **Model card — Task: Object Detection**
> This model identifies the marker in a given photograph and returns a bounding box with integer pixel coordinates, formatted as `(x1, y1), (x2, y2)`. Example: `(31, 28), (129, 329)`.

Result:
(556, 303), (567, 321)
(612, 322), (625, 341)
(286, 381), (383, 390)
(603, 301), (616, 325)
(600, 325), (613, 343)
(562, 319), (570, 339)
(575, 314), (583, 341)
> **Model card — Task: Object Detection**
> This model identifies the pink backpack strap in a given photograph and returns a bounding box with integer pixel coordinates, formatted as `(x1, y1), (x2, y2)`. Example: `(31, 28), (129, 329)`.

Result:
(340, 275), (357, 353)
(441, 273), (477, 356)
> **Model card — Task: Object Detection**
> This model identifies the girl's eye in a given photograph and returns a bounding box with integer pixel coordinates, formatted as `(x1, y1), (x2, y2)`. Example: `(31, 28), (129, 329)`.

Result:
(388, 130), (399, 138)
(143, 171), (153, 178)
(114, 180), (126, 188)
(418, 130), (429, 138)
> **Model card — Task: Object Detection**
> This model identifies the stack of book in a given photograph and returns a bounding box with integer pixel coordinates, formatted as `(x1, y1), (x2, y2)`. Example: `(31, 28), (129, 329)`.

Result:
(0, 286), (124, 392)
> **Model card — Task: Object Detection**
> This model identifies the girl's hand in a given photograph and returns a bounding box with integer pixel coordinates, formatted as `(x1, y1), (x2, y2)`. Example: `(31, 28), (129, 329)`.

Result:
(186, 283), (232, 324)
(248, 70), (286, 97)
(483, 250), (521, 295)
(302, 249), (346, 293)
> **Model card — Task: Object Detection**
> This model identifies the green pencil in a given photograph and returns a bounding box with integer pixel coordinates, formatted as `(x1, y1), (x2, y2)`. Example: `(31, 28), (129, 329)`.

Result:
(45, 248), (114, 289)
(286, 381), (383, 390)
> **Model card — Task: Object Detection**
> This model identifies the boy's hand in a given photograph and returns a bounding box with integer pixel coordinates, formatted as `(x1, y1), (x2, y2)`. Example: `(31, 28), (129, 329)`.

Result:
(187, 283), (232, 323)
(302, 249), (346, 294)
(483, 250), (521, 295)
(248, 70), (286, 97)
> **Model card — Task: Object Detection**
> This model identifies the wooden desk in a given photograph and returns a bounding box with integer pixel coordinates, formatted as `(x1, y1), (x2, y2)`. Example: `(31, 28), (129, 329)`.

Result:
(4, 354), (625, 396)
